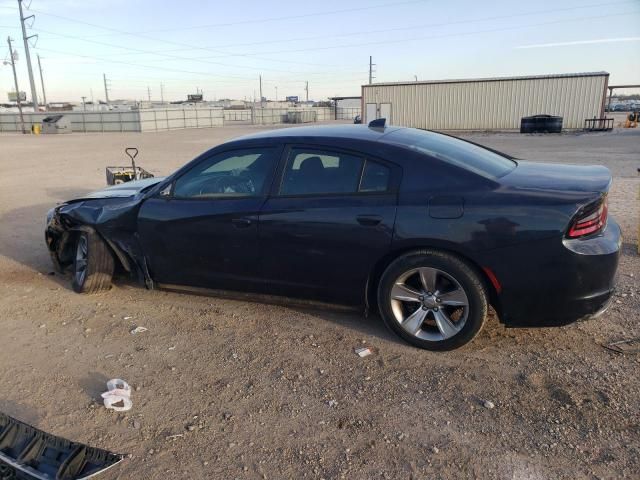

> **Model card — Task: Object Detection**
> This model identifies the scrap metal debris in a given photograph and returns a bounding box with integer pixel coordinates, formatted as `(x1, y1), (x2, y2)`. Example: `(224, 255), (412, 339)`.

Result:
(130, 326), (148, 335)
(603, 337), (640, 354)
(0, 412), (123, 479)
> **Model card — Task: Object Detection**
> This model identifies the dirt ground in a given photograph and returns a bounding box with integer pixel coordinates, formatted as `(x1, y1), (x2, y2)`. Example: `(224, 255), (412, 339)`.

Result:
(0, 124), (639, 480)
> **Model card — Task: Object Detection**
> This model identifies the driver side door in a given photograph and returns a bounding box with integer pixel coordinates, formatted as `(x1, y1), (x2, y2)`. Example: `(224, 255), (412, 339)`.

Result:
(138, 145), (281, 290)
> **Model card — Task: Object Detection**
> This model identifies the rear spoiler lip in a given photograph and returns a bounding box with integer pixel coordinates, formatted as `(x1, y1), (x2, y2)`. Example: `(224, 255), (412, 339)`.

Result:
(0, 412), (124, 479)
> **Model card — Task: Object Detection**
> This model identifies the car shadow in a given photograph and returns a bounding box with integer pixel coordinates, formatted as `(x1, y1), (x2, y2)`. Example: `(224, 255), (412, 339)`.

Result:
(0, 202), (64, 272)
(0, 399), (42, 425)
(78, 371), (111, 405)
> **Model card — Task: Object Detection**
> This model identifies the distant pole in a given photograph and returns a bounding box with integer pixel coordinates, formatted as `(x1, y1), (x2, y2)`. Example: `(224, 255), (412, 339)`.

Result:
(103, 73), (110, 105)
(414, 75), (418, 82)
(17, 0), (38, 110)
(275, 86), (278, 102)
(369, 56), (376, 85)
(90, 88), (94, 103)
(305, 81), (309, 102)
(259, 74), (263, 108)
(37, 54), (47, 108)
(81, 96), (86, 111)
(6, 36), (26, 133)
(147, 86), (151, 102)
(160, 83), (164, 103)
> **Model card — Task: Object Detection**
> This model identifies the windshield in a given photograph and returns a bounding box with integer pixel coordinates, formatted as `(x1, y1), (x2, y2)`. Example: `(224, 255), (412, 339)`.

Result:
(384, 128), (516, 178)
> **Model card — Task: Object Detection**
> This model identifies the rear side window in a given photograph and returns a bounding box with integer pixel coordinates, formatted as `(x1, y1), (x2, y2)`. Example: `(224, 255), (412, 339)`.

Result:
(280, 149), (392, 196)
(360, 161), (390, 192)
(384, 128), (516, 178)
(281, 149), (364, 195)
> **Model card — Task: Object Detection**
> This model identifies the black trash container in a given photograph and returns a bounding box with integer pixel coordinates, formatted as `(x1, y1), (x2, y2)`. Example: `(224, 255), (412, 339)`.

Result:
(520, 114), (563, 133)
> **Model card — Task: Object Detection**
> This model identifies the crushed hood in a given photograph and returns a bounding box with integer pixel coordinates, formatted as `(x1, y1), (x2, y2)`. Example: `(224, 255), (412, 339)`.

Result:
(81, 177), (165, 200)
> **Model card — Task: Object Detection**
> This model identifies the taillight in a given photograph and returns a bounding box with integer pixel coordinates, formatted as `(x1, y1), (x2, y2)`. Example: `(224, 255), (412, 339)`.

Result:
(567, 198), (608, 238)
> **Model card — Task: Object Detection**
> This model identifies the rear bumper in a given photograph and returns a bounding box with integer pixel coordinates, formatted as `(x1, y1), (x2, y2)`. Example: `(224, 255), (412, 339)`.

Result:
(484, 217), (621, 327)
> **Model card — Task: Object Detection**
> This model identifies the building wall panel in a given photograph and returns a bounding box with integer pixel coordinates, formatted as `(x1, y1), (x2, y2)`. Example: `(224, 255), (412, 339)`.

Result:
(362, 73), (608, 130)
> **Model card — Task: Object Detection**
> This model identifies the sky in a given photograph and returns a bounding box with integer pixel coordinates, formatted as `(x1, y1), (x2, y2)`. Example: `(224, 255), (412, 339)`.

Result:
(0, 0), (639, 103)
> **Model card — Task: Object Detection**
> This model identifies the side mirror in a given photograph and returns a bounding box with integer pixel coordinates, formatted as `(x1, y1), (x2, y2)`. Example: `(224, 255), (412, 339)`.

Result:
(159, 183), (172, 198)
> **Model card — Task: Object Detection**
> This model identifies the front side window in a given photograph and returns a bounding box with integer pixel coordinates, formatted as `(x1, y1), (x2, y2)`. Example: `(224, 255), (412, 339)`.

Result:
(280, 149), (364, 195)
(173, 148), (277, 198)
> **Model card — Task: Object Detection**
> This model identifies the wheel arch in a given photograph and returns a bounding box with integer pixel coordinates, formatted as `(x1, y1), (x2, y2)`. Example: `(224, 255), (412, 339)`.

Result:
(365, 242), (503, 320)
(67, 225), (131, 273)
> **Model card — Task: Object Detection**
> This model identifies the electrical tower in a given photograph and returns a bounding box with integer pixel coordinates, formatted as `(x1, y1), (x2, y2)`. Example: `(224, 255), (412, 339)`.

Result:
(37, 54), (46, 107)
(103, 73), (111, 105)
(17, 0), (38, 110)
(369, 56), (376, 85)
(5, 36), (26, 133)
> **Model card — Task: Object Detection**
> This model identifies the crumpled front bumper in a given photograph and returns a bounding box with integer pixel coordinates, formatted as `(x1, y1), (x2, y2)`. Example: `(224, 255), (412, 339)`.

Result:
(0, 412), (123, 479)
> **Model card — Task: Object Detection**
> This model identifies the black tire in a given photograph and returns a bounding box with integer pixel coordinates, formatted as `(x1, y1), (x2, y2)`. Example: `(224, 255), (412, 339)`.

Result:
(377, 250), (488, 351)
(71, 231), (114, 294)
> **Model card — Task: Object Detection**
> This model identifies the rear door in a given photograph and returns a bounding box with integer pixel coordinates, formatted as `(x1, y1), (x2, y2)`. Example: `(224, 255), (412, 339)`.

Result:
(138, 146), (281, 289)
(258, 145), (399, 304)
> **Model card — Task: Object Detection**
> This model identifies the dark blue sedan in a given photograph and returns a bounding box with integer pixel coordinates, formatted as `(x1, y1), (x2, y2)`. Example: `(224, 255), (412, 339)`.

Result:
(45, 122), (620, 350)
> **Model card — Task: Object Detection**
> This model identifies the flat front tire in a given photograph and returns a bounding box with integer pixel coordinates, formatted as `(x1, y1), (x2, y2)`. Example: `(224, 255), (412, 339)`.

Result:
(72, 232), (114, 294)
(377, 250), (488, 351)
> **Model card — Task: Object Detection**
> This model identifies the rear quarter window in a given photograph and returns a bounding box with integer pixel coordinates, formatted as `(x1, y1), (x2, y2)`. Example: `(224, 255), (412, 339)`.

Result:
(384, 128), (516, 179)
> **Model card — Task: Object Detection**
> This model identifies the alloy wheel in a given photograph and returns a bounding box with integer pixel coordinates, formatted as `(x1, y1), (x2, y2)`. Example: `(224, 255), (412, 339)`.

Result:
(75, 235), (88, 287)
(389, 267), (469, 341)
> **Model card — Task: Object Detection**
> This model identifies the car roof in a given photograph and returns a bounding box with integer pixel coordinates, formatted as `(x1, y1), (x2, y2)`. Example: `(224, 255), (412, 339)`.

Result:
(235, 124), (405, 142)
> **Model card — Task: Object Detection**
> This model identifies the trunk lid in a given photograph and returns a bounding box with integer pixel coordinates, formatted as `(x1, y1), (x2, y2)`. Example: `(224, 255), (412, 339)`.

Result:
(500, 161), (611, 195)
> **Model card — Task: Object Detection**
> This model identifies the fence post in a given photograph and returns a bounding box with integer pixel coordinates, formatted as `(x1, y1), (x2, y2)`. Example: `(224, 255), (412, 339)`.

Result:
(119, 111), (123, 132)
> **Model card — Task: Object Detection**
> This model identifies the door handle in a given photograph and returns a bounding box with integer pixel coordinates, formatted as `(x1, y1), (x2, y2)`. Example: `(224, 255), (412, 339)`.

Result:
(231, 218), (252, 228)
(356, 215), (382, 226)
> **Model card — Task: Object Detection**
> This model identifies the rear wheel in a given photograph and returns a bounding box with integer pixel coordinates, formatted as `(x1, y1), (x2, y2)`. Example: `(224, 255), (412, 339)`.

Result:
(72, 232), (114, 293)
(377, 250), (488, 351)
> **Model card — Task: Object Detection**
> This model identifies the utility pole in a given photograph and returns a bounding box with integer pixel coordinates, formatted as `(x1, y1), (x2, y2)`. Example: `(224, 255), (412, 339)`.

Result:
(103, 73), (110, 105)
(369, 56), (376, 85)
(275, 86), (278, 102)
(147, 86), (151, 102)
(81, 96), (86, 111)
(305, 81), (309, 102)
(6, 36), (26, 133)
(17, 0), (38, 110)
(259, 74), (263, 108)
(160, 83), (164, 103)
(36, 53), (47, 108)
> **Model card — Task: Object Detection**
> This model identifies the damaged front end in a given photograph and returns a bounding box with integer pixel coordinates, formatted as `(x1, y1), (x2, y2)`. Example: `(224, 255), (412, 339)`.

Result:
(0, 412), (123, 479)
(45, 178), (164, 289)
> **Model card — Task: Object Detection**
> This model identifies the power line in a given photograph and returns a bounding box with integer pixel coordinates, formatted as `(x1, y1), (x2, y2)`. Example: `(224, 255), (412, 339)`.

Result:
(187, 10), (640, 58)
(31, 26), (353, 76)
(76, 0), (636, 56)
(23, 7), (354, 70)
(84, 0), (432, 35)
(30, 2), (635, 65)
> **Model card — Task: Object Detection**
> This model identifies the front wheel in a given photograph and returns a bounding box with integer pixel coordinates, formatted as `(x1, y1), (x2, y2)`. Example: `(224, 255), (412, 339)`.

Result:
(72, 232), (114, 294)
(377, 250), (488, 351)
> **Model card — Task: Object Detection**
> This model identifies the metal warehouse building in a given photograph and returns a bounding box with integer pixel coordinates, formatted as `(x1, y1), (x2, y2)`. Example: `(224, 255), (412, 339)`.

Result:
(361, 72), (609, 130)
